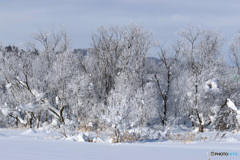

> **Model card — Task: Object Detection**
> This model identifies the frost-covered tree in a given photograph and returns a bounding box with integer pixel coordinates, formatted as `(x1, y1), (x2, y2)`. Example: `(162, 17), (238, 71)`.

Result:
(85, 24), (152, 134)
(151, 42), (181, 127)
(178, 27), (224, 132)
(230, 32), (240, 76)
(0, 30), (77, 128)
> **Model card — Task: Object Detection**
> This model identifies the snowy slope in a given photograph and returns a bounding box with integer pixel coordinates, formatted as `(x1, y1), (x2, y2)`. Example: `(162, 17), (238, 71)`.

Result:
(0, 129), (240, 160)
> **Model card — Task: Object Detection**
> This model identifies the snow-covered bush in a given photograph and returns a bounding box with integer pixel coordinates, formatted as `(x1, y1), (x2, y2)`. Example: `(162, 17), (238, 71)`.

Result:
(215, 99), (239, 131)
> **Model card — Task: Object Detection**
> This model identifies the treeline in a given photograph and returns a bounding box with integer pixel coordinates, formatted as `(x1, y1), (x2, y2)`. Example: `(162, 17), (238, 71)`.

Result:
(0, 24), (240, 135)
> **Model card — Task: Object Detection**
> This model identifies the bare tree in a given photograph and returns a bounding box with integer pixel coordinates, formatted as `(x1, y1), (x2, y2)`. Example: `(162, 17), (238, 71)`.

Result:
(86, 24), (152, 130)
(230, 32), (240, 88)
(152, 42), (180, 126)
(178, 26), (223, 132)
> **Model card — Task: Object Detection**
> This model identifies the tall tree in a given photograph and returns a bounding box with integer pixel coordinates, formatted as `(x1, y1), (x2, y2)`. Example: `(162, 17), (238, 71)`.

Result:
(178, 27), (223, 132)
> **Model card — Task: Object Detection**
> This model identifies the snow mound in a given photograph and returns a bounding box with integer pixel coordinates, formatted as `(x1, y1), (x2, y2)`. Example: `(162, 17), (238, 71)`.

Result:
(21, 129), (37, 135)
(76, 133), (88, 142)
(66, 136), (76, 141)
(225, 137), (238, 143)
(93, 137), (104, 143)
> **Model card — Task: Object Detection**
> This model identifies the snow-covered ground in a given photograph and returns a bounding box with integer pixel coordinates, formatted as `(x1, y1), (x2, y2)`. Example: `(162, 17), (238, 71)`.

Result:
(0, 129), (240, 160)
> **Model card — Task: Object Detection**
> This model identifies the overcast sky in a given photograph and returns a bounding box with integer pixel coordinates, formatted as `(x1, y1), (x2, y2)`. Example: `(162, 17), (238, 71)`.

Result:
(1, 0), (240, 55)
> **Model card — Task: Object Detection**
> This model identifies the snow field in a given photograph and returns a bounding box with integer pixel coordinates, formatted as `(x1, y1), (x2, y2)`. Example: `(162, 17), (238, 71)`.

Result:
(1, 129), (240, 160)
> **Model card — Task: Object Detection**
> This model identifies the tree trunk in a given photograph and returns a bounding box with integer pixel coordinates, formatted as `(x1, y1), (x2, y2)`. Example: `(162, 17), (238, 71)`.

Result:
(15, 117), (18, 127)
(162, 99), (167, 126)
(196, 109), (203, 132)
(45, 112), (48, 122)
(37, 111), (41, 128)
(191, 110), (195, 127)
(59, 106), (65, 123)
(29, 117), (33, 128)
(198, 122), (203, 132)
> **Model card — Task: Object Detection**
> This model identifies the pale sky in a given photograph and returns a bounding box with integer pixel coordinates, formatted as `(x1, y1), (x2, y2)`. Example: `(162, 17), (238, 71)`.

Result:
(1, 0), (240, 55)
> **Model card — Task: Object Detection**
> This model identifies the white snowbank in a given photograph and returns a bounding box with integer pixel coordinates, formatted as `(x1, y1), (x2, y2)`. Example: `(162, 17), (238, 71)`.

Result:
(21, 129), (37, 135)
(225, 137), (239, 143)
(65, 136), (76, 141)
(93, 137), (104, 143)
(76, 133), (88, 142)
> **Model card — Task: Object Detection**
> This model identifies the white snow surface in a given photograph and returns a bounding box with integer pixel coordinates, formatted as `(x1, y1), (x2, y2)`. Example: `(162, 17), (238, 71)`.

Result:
(21, 128), (37, 135)
(227, 99), (238, 111)
(0, 129), (240, 160)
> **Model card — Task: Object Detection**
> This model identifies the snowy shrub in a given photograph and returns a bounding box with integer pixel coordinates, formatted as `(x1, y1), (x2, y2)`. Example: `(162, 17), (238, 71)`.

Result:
(215, 100), (239, 131)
